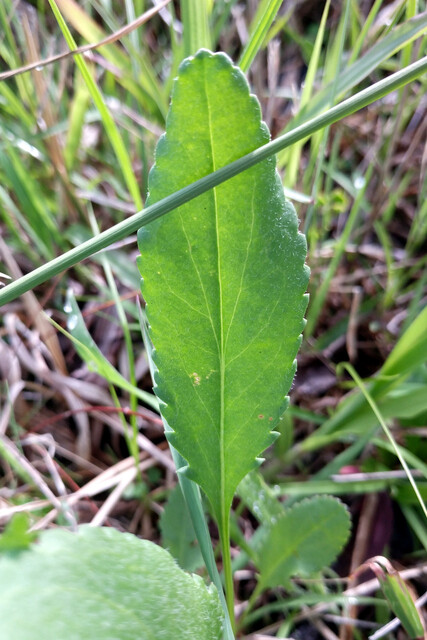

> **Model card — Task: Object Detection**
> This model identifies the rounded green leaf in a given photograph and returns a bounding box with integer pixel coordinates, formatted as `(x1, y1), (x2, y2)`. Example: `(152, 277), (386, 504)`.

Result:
(137, 50), (308, 529)
(257, 496), (351, 591)
(0, 525), (223, 640)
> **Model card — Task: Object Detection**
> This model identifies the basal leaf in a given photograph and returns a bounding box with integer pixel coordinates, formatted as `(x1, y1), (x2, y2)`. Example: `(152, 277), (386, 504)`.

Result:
(257, 496), (351, 591)
(137, 50), (308, 529)
(0, 525), (223, 640)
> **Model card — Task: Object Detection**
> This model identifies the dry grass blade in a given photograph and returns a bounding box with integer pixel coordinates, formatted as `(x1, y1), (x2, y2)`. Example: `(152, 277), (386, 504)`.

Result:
(0, 237), (67, 374)
(89, 456), (160, 527)
(0, 381), (25, 436)
(0, 0), (172, 81)
(0, 433), (77, 529)
(90, 409), (174, 472)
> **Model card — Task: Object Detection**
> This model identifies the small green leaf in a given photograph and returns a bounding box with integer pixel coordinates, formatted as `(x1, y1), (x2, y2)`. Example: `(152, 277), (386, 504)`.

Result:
(160, 484), (204, 571)
(257, 496), (351, 591)
(0, 514), (37, 553)
(0, 525), (223, 640)
(137, 49), (308, 532)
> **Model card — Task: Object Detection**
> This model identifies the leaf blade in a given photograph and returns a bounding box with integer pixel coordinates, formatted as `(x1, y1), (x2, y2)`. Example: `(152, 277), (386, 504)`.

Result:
(257, 496), (351, 591)
(137, 50), (308, 526)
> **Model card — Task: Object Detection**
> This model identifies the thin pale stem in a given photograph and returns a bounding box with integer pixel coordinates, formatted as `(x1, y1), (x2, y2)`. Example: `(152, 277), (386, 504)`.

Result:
(0, 55), (426, 306)
(219, 515), (236, 633)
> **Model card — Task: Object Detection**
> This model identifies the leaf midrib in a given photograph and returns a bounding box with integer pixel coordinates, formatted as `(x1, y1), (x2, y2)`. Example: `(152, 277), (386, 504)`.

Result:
(203, 61), (227, 526)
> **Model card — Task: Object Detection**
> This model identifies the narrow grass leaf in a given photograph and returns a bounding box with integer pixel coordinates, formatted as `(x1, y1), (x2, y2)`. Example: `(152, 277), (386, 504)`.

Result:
(48, 0), (143, 210)
(380, 304), (427, 379)
(401, 505), (427, 550)
(380, 574), (425, 639)
(372, 439), (427, 483)
(181, 0), (211, 58)
(284, 0), (331, 188)
(0, 82), (34, 128)
(239, 0), (284, 72)
(342, 363), (427, 518)
(256, 496), (351, 591)
(372, 561), (425, 639)
(348, 0), (385, 64)
(0, 145), (61, 258)
(54, 0), (167, 119)
(137, 50), (308, 531)
(59, 290), (158, 410)
(300, 305), (427, 452)
(278, 12), (427, 166)
(64, 79), (91, 172)
(306, 162), (374, 336)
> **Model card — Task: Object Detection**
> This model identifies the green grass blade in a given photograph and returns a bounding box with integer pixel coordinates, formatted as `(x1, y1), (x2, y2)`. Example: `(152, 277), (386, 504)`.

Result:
(1, 54), (426, 307)
(341, 363), (427, 518)
(278, 11), (427, 167)
(296, 302), (427, 456)
(380, 304), (427, 379)
(87, 207), (140, 462)
(401, 505), (427, 550)
(305, 160), (374, 337)
(375, 563), (425, 639)
(0, 144), (62, 258)
(0, 82), (34, 128)
(284, 0), (331, 188)
(324, 12), (427, 104)
(64, 78), (91, 172)
(181, 0), (211, 58)
(53, 0), (167, 119)
(239, 0), (283, 73)
(373, 438), (427, 480)
(348, 0), (386, 64)
(52, 291), (158, 410)
(48, 0), (143, 210)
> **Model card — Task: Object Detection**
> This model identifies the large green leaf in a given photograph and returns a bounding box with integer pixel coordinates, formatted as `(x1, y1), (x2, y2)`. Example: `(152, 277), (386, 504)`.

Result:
(0, 525), (223, 640)
(137, 50), (308, 528)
